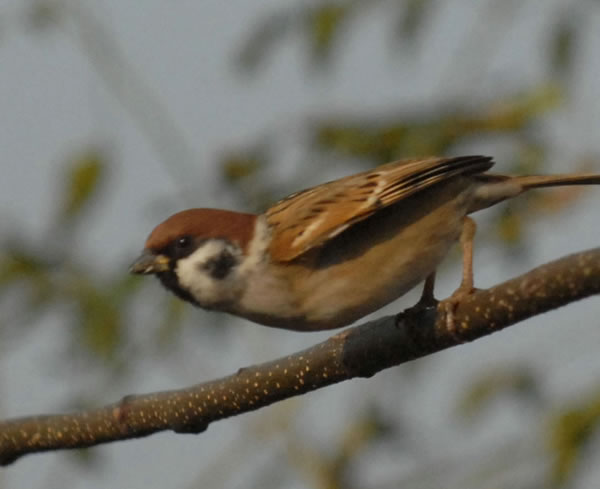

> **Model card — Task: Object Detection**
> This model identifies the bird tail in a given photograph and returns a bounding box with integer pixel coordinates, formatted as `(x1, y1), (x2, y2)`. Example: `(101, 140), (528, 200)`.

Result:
(470, 172), (600, 213)
(509, 173), (600, 189)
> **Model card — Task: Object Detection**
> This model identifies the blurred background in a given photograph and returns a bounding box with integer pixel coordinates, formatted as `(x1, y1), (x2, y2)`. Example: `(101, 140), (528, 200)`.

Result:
(1, 0), (600, 488)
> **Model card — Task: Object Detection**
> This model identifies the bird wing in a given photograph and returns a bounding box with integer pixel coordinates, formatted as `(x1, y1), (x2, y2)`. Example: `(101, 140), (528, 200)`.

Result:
(266, 155), (494, 262)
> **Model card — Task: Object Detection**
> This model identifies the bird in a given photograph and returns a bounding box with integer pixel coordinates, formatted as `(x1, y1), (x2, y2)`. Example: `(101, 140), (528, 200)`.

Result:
(130, 155), (600, 331)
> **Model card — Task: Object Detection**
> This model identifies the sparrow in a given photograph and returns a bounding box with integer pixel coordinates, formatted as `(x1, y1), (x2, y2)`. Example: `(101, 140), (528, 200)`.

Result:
(130, 155), (600, 331)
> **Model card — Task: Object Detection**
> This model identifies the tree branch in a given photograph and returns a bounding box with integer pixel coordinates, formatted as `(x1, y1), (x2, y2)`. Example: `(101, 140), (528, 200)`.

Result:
(1, 248), (599, 465)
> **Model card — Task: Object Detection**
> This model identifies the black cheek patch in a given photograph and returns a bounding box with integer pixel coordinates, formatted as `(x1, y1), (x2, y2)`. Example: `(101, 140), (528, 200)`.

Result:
(201, 250), (238, 280)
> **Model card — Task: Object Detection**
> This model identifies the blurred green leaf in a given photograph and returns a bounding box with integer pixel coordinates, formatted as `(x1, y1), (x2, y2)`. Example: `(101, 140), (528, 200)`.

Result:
(285, 406), (391, 489)
(60, 148), (106, 221)
(108, 273), (146, 307)
(496, 206), (524, 245)
(156, 296), (187, 348)
(68, 277), (123, 360)
(236, 11), (293, 72)
(0, 250), (44, 287)
(512, 143), (545, 175)
(548, 392), (600, 487)
(237, 1), (435, 71)
(307, 3), (350, 62)
(218, 149), (275, 212)
(396, 0), (432, 41)
(337, 406), (395, 460)
(0, 249), (55, 308)
(331, 410), (389, 486)
(68, 446), (102, 468)
(221, 155), (263, 182)
(551, 18), (575, 76)
(314, 86), (563, 164)
(481, 84), (563, 130)
(28, 0), (62, 31)
(458, 367), (540, 419)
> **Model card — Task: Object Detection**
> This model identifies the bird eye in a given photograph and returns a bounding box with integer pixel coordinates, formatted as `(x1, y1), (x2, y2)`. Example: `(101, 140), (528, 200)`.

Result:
(175, 236), (192, 249)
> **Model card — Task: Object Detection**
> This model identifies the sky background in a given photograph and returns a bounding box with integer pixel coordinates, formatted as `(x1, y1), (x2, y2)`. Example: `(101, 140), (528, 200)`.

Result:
(1, 1), (600, 488)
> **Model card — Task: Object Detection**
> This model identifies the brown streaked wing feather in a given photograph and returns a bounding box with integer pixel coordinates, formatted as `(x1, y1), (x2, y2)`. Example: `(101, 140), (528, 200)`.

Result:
(266, 155), (494, 262)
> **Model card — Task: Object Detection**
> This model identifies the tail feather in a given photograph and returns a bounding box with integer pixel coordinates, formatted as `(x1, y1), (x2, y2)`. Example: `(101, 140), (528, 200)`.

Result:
(509, 174), (600, 189)
(471, 172), (600, 213)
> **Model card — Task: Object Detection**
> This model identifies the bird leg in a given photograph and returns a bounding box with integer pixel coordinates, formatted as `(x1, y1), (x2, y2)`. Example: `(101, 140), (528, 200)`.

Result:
(397, 272), (438, 329)
(399, 217), (478, 336)
(416, 271), (438, 307)
(445, 216), (477, 336)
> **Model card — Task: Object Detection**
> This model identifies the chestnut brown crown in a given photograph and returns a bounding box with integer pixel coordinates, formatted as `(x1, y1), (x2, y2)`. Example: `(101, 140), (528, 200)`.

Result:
(144, 208), (257, 253)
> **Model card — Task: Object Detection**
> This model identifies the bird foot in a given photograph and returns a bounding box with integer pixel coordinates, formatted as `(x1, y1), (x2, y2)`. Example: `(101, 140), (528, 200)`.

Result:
(444, 285), (479, 340)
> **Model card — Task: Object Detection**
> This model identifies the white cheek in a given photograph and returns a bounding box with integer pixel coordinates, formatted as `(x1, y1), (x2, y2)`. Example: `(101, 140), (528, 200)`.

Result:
(175, 242), (240, 306)
(176, 257), (215, 303)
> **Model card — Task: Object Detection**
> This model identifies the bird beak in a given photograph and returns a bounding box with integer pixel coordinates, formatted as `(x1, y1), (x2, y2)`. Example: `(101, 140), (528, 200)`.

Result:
(129, 250), (170, 275)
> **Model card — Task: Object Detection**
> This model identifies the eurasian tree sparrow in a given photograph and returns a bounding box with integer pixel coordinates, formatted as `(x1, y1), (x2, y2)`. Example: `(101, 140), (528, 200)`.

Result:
(131, 156), (600, 330)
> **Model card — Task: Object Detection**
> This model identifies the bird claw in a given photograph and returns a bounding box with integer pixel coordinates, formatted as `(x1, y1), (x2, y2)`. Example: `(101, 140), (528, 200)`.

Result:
(444, 286), (480, 339)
